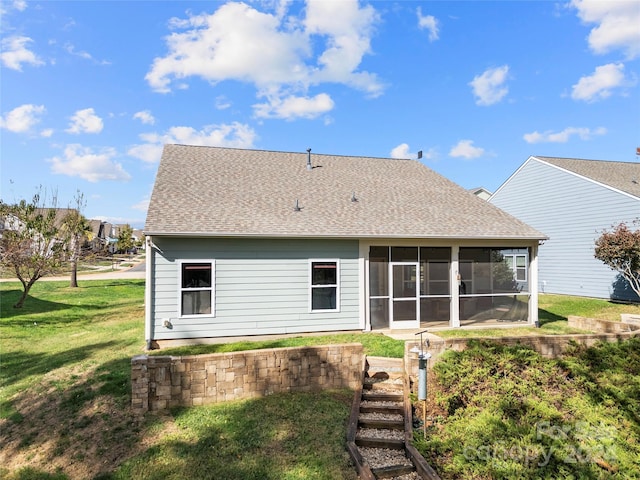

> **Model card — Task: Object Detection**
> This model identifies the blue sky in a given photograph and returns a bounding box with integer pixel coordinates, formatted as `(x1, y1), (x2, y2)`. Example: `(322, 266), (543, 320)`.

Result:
(1, 0), (638, 229)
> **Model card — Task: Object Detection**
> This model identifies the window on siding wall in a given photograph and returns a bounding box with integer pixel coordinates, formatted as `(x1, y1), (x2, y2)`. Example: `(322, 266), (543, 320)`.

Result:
(310, 260), (339, 312)
(180, 261), (214, 316)
(504, 254), (527, 282)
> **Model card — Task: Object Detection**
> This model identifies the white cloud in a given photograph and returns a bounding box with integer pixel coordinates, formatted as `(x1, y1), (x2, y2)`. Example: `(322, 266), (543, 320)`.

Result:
(469, 65), (510, 106)
(133, 110), (155, 125)
(48, 144), (131, 182)
(449, 140), (485, 159)
(523, 126), (607, 143)
(390, 143), (418, 159)
(64, 43), (91, 60)
(40, 128), (53, 137)
(571, 63), (628, 102)
(304, 0), (382, 96)
(145, 0), (382, 119)
(66, 108), (104, 134)
(128, 122), (257, 164)
(127, 141), (164, 164)
(0, 104), (45, 133)
(215, 95), (231, 110)
(417, 7), (439, 42)
(571, 0), (640, 59)
(131, 196), (150, 212)
(253, 93), (334, 119)
(64, 42), (111, 65)
(0, 36), (44, 71)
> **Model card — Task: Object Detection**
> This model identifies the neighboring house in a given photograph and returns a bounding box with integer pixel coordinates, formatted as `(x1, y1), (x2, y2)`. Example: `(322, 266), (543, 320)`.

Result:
(88, 221), (143, 254)
(132, 229), (145, 250)
(144, 145), (546, 347)
(469, 187), (493, 200)
(88, 219), (107, 252)
(0, 207), (78, 256)
(490, 156), (640, 302)
(0, 213), (22, 239)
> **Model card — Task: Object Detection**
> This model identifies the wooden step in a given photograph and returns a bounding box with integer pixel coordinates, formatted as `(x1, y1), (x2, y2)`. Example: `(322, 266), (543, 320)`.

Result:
(372, 464), (417, 479)
(363, 381), (403, 392)
(360, 405), (404, 415)
(362, 392), (403, 402)
(358, 418), (404, 430)
(355, 437), (405, 449)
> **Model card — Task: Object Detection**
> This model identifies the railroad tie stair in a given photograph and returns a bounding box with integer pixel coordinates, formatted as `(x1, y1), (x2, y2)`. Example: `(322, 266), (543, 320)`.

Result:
(346, 356), (440, 480)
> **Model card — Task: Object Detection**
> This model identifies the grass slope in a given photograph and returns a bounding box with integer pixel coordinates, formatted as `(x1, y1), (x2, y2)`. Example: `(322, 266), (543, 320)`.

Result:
(0, 280), (376, 479)
(416, 339), (640, 479)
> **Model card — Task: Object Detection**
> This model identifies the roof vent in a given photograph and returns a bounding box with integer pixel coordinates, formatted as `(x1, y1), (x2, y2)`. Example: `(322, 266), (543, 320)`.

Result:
(306, 148), (312, 171)
(294, 199), (302, 212)
(351, 192), (358, 202)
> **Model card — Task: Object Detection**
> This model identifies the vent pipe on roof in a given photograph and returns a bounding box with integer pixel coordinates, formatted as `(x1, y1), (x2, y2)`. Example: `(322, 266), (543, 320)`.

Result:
(294, 199), (302, 212)
(306, 148), (312, 171)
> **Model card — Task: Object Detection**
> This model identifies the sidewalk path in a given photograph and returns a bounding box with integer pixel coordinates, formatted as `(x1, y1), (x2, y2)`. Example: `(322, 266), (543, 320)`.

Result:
(1, 263), (146, 282)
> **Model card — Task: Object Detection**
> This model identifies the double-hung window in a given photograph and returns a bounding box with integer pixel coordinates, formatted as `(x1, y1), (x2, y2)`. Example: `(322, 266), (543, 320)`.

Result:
(179, 260), (214, 317)
(310, 260), (339, 312)
(504, 254), (527, 282)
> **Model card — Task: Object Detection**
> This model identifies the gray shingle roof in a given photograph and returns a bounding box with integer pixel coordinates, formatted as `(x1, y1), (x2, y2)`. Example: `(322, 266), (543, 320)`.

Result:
(536, 156), (640, 199)
(145, 145), (546, 240)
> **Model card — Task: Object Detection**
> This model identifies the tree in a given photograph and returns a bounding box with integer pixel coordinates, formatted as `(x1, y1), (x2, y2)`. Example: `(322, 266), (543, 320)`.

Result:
(0, 189), (66, 308)
(116, 224), (134, 254)
(594, 220), (640, 299)
(59, 191), (92, 288)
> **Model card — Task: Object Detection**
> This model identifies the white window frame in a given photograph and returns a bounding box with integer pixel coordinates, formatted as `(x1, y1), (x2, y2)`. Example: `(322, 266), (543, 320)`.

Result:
(504, 253), (528, 283)
(177, 259), (215, 318)
(309, 259), (340, 313)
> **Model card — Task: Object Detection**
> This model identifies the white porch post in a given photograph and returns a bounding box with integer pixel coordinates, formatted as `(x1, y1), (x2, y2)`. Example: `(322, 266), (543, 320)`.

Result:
(144, 235), (153, 349)
(359, 241), (370, 331)
(450, 245), (460, 328)
(529, 242), (540, 326)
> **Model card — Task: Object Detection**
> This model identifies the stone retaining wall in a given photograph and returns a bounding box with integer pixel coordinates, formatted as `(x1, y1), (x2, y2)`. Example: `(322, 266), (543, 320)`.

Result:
(568, 315), (640, 333)
(131, 343), (364, 415)
(406, 317), (639, 377)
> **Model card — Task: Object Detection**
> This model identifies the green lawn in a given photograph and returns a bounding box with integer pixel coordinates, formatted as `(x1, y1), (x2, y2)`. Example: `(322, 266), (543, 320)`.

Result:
(1, 280), (638, 479)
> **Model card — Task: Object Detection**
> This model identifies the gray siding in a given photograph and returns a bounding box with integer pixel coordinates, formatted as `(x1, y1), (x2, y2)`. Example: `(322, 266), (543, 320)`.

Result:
(490, 158), (640, 301)
(149, 238), (361, 340)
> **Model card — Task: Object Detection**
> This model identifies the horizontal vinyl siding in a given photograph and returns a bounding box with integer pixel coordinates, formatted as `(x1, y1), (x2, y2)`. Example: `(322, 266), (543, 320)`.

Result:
(150, 238), (360, 340)
(491, 159), (640, 300)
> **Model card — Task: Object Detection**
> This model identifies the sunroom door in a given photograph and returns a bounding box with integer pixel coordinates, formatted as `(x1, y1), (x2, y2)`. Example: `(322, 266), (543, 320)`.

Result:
(390, 262), (420, 329)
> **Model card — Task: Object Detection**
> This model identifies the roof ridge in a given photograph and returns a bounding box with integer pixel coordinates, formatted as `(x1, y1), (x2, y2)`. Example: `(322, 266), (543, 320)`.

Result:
(165, 143), (417, 162)
(535, 155), (639, 166)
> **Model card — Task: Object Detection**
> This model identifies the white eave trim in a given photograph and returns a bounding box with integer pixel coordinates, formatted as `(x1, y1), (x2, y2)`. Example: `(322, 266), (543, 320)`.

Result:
(143, 231), (548, 241)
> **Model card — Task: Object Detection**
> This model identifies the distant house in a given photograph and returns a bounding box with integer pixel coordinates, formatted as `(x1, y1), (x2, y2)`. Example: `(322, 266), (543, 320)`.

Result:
(468, 187), (492, 200)
(87, 221), (143, 254)
(0, 207), (78, 256)
(490, 156), (640, 302)
(143, 145), (546, 347)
